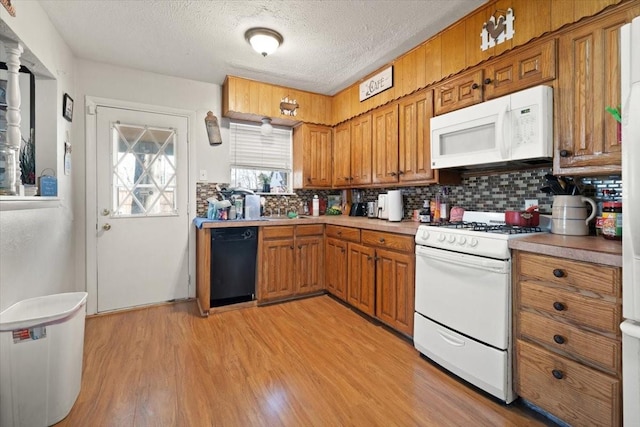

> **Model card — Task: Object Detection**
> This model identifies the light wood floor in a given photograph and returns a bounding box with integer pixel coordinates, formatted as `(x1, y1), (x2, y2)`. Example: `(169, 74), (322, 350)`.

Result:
(55, 295), (554, 426)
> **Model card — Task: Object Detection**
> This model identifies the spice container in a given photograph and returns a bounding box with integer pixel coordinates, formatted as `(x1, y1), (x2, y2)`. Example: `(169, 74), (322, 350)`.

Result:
(601, 201), (622, 240)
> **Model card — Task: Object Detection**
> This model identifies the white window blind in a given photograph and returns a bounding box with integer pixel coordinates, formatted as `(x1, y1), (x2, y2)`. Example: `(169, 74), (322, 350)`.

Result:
(229, 121), (292, 171)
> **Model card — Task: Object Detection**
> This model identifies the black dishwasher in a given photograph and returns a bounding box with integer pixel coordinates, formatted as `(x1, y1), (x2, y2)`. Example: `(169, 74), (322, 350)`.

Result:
(210, 227), (258, 307)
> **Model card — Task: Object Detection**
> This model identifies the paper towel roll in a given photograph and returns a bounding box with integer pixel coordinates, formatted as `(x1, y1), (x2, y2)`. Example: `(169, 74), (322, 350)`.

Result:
(387, 190), (403, 222)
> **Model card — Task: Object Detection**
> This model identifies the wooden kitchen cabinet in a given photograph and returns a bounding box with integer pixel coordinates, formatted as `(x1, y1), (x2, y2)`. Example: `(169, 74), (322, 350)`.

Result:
(258, 226), (296, 301)
(372, 103), (399, 185)
(433, 69), (484, 116)
(555, 7), (636, 175)
(292, 123), (332, 189)
(295, 227), (325, 295)
(258, 224), (324, 303)
(514, 251), (622, 426)
(483, 39), (557, 100)
(398, 89), (435, 184)
(349, 113), (373, 186)
(325, 237), (348, 300)
(362, 230), (415, 336)
(223, 75), (332, 126)
(332, 113), (373, 187)
(347, 242), (376, 316)
(325, 225), (361, 301)
(332, 122), (351, 187)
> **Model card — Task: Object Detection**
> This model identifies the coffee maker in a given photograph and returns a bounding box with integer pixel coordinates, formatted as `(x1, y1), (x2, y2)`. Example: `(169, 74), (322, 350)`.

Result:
(349, 189), (367, 216)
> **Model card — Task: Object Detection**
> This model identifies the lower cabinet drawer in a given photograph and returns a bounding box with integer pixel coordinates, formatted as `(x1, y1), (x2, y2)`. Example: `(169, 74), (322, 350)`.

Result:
(519, 311), (621, 373)
(516, 339), (621, 427)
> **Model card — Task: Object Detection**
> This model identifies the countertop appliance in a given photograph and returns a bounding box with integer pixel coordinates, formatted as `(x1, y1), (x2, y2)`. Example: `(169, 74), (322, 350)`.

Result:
(387, 190), (403, 222)
(621, 16), (640, 427)
(377, 194), (388, 219)
(413, 211), (548, 403)
(349, 202), (367, 216)
(430, 85), (553, 170)
(210, 227), (257, 307)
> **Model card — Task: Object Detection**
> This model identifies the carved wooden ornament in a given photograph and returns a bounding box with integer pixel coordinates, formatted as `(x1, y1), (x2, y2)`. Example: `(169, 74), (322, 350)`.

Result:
(481, 8), (515, 51)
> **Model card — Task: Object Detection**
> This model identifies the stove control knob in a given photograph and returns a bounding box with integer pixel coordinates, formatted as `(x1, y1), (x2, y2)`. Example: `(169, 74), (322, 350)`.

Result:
(437, 233), (446, 242)
(458, 236), (467, 245)
(448, 235), (456, 243)
(421, 230), (430, 240)
(469, 237), (479, 247)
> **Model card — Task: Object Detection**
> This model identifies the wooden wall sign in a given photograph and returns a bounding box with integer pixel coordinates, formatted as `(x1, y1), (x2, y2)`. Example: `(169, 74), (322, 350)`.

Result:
(481, 8), (515, 51)
(1, 0), (15, 17)
(359, 66), (393, 102)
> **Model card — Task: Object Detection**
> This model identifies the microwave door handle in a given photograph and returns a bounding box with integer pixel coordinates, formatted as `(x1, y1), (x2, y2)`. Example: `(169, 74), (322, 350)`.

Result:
(496, 103), (509, 159)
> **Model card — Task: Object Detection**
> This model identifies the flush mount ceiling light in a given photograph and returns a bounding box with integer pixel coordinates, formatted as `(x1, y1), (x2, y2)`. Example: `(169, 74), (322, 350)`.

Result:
(260, 117), (273, 136)
(245, 28), (283, 57)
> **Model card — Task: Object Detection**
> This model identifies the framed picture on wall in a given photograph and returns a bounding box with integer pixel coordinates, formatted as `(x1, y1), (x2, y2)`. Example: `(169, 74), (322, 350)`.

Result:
(63, 93), (74, 122)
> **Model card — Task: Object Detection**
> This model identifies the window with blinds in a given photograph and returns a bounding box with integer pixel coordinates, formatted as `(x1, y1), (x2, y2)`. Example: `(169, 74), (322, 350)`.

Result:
(229, 121), (292, 193)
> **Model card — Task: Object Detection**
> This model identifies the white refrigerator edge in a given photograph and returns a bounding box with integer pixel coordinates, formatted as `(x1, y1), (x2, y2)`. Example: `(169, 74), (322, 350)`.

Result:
(621, 15), (640, 427)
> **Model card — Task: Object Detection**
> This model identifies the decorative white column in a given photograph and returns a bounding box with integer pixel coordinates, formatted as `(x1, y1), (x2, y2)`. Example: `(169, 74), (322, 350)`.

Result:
(3, 41), (23, 194)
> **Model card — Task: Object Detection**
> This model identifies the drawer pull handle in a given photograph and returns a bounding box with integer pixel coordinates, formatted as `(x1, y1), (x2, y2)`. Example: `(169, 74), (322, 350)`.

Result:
(552, 369), (564, 380)
(553, 269), (565, 278)
(553, 334), (566, 344)
(553, 301), (566, 311)
(379, 238), (385, 243)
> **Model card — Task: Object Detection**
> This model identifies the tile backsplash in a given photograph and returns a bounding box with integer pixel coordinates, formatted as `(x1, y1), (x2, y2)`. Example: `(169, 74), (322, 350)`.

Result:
(196, 167), (622, 219)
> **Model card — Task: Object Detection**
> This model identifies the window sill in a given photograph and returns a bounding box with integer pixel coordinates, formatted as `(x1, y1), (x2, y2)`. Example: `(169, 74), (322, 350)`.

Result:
(0, 196), (61, 211)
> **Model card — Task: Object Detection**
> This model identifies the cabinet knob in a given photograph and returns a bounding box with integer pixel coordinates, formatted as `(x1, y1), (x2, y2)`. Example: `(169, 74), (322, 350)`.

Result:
(349, 176), (354, 181)
(559, 150), (570, 157)
(298, 245), (302, 249)
(484, 78), (492, 85)
(553, 334), (566, 344)
(379, 238), (385, 243)
(290, 245), (294, 250)
(398, 170), (404, 175)
(471, 83), (480, 90)
(553, 269), (565, 278)
(337, 231), (342, 235)
(306, 177), (311, 182)
(390, 171), (397, 177)
(553, 301), (566, 311)
(551, 369), (564, 380)
(344, 176), (350, 181)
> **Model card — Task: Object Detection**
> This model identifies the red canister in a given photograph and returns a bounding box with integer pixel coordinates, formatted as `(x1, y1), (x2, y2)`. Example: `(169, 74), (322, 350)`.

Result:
(602, 201), (622, 240)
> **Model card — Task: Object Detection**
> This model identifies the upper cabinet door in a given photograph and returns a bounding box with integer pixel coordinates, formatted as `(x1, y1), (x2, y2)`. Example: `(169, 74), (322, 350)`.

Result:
(555, 13), (628, 175)
(372, 103), (399, 185)
(350, 113), (373, 186)
(292, 124), (332, 189)
(332, 122), (352, 187)
(399, 89), (436, 184)
(433, 69), (484, 115)
(484, 39), (557, 100)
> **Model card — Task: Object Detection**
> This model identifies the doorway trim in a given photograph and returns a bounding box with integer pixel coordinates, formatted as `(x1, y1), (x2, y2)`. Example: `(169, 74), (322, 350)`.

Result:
(85, 96), (196, 315)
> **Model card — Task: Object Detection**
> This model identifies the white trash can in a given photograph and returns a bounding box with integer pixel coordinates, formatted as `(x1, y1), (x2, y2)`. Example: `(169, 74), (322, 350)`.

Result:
(0, 292), (88, 427)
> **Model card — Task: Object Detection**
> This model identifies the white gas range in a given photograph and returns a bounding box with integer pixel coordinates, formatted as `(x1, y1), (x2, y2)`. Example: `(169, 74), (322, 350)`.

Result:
(413, 211), (548, 403)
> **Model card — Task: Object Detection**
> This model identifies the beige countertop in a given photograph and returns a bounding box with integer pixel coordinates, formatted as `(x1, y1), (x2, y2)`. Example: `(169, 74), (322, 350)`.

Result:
(194, 215), (422, 236)
(508, 234), (622, 267)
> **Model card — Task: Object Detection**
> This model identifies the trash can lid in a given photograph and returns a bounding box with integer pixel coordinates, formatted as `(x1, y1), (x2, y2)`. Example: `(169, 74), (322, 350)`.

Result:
(0, 292), (88, 332)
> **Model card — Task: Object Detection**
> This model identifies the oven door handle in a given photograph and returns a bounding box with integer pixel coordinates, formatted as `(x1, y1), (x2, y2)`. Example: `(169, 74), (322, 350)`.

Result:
(437, 328), (466, 347)
(416, 245), (508, 273)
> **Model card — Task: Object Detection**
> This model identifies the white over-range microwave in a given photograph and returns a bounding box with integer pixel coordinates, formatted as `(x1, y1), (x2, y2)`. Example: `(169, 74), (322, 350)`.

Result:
(430, 85), (553, 169)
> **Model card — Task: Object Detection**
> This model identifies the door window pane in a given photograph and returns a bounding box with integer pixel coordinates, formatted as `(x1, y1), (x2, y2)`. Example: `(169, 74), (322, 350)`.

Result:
(111, 123), (177, 216)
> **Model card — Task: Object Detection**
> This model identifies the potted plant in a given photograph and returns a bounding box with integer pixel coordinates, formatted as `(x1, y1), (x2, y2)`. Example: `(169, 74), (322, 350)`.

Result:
(258, 172), (271, 193)
(20, 130), (36, 191)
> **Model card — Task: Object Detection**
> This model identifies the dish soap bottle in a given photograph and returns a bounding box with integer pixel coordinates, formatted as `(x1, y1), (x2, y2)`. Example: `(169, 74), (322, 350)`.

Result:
(312, 195), (320, 217)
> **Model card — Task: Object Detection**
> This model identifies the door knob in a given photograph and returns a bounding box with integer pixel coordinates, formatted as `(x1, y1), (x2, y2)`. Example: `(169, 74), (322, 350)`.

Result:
(102, 209), (110, 216)
(103, 223), (112, 231)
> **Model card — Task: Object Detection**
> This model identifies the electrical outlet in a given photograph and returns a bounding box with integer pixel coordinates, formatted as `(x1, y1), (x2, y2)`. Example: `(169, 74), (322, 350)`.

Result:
(199, 170), (208, 181)
(524, 199), (538, 210)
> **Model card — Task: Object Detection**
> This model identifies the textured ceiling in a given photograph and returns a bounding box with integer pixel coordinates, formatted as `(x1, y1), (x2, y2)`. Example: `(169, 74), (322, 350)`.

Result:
(37, 0), (485, 95)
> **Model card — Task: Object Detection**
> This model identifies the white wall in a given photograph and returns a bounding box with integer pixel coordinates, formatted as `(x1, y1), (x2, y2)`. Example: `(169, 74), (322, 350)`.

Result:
(1, 2), (231, 314)
(0, 2), (76, 311)
(75, 59), (229, 313)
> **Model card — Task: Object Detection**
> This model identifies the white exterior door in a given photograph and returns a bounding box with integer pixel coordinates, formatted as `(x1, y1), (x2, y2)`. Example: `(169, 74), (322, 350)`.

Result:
(95, 106), (189, 312)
